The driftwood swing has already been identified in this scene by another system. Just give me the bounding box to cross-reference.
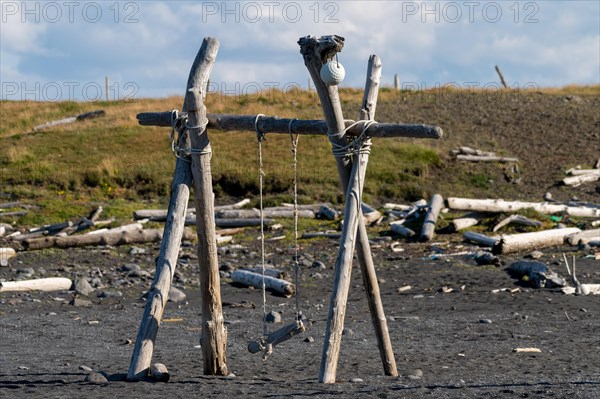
[127,35,443,384]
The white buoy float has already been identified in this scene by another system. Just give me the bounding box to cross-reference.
[320,61,345,86]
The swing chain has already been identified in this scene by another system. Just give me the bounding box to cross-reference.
[288,118,302,320]
[255,114,269,337]
[170,109,211,161]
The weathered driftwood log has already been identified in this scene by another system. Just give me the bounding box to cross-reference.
[463,231,499,247]
[0,247,16,266]
[246,268,290,281]
[450,217,480,232]
[134,209,195,220]
[87,223,143,235]
[32,110,105,131]
[447,198,600,218]
[492,227,581,255]
[150,363,170,382]
[138,112,443,140]
[563,174,599,187]
[301,231,341,239]
[390,221,415,238]
[492,214,542,232]
[127,185,190,381]
[230,270,295,297]
[383,203,411,211]
[420,194,444,242]
[215,198,250,210]
[216,208,315,219]
[185,37,228,376]
[23,228,194,250]
[456,155,518,163]
[214,218,273,228]
[0,277,72,292]
[565,229,600,245]
[0,211,27,217]
[568,169,600,176]
[248,320,306,356]
[451,146,496,157]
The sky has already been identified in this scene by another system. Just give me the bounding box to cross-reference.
[1,0,599,101]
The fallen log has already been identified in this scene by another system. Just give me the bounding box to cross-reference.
[568,169,600,176]
[32,110,105,131]
[492,227,581,255]
[450,217,481,232]
[217,208,315,219]
[390,222,415,238]
[0,211,27,217]
[563,174,599,187]
[301,232,341,239]
[492,214,542,232]
[456,155,518,163]
[447,198,600,218]
[451,146,496,157]
[420,194,444,242]
[565,229,600,245]
[317,205,339,220]
[463,231,499,247]
[150,363,170,382]
[0,277,73,292]
[134,209,195,220]
[230,270,295,297]
[246,268,290,281]
[23,227,195,250]
[214,218,273,228]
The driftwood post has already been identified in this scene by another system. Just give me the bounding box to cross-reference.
[420,194,444,242]
[299,35,397,383]
[184,37,228,376]
[495,65,508,88]
[355,55,398,377]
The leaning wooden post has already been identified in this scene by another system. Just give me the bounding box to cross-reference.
[127,93,195,379]
[354,54,398,377]
[185,37,228,375]
[127,184,190,380]
[495,65,508,89]
[299,35,392,383]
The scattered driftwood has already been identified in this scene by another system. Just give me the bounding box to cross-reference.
[463,231,499,247]
[230,270,295,297]
[568,169,600,176]
[23,227,195,250]
[420,194,443,242]
[563,174,599,187]
[0,277,73,292]
[565,229,600,245]
[383,203,412,211]
[447,198,600,218]
[134,209,195,220]
[215,198,251,210]
[246,268,290,281]
[450,216,481,232]
[507,261,566,288]
[150,363,170,382]
[217,208,315,219]
[492,214,542,232]
[32,110,105,131]
[0,211,27,218]
[492,227,581,255]
[301,231,341,239]
[0,247,17,266]
[248,319,306,358]
[390,221,415,238]
[451,147,517,163]
[457,155,518,163]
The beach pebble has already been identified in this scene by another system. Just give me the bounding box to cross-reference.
[304,336,314,343]
[350,377,364,383]
[408,369,423,380]
[85,372,108,384]
[75,278,95,296]
[128,246,146,255]
[342,328,353,336]
[97,291,122,298]
[311,261,326,270]
[121,263,140,273]
[479,319,493,324]
[168,287,187,303]
[265,311,281,324]
[79,365,93,372]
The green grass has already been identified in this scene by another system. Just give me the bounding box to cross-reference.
[1,85,598,227]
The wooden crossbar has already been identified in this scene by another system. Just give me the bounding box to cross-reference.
[137,112,443,140]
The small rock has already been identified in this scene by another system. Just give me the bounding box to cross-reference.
[75,278,95,296]
[412,294,424,299]
[128,269,150,278]
[79,365,93,372]
[408,369,423,380]
[349,377,363,383]
[16,267,34,277]
[479,319,493,324]
[90,277,102,288]
[526,251,544,259]
[342,328,353,336]
[85,372,108,384]
[265,311,281,324]
[311,261,326,270]
[378,278,386,284]
[304,336,315,343]
[580,308,588,313]
[128,246,146,255]
[121,263,140,273]
[397,285,411,293]
[543,192,552,201]
[18,365,29,370]
[168,287,187,303]
[70,297,92,307]
[220,263,235,272]
[310,272,323,279]
[97,291,123,298]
